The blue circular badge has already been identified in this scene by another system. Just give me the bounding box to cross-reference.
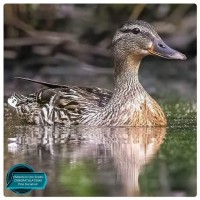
[6,164,35,194]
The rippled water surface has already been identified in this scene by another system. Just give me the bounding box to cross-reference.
[4,103,196,197]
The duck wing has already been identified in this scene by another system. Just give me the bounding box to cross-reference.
[8,78,113,125]
[14,77,113,107]
[36,86,112,124]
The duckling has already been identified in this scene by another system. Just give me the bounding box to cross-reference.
[7,20,186,126]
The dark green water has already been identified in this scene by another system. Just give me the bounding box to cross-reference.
[4,103,196,197]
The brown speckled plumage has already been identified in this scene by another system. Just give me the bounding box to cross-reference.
[8,20,186,126]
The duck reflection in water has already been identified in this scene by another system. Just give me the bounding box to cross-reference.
[7,126,166,196]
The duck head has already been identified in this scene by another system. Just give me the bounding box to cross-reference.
[112,20,186,60]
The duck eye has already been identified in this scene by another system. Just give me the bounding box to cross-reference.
[158,43,166,48]
[132,28,140,34]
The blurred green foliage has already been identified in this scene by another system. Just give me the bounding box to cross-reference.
[59,160,109,196]
[140,127,196,196]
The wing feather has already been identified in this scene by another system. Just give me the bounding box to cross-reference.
[9,78,113,125]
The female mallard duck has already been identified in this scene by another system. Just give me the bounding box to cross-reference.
[8,20,186,126]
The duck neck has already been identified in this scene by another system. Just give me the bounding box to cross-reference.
[114,55,142,92]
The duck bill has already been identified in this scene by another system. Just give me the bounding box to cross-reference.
[148,38,187,60]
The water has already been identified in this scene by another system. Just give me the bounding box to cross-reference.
[4,103,197,197]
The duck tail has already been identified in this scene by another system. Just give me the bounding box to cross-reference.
[8,93,26,108]
[7,92,36,108]
[7,92,41,124]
